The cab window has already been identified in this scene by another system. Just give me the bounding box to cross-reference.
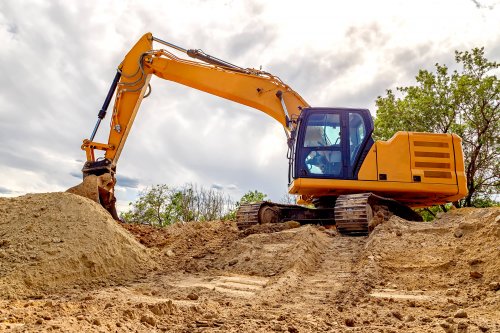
[302,113,342,177]
[348,113,366,164]
[304,114,341,148]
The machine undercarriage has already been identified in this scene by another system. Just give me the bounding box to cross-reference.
[236,193,422,235]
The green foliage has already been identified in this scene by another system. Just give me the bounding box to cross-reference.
[224,190,269,220]
[417,204,452,222]
[120,184,172,227]
[469,196,500,208]
[238,190,268,204]
[375,47,499,207]
[121,183,235,226]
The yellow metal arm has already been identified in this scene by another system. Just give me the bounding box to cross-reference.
[85,32,309,165]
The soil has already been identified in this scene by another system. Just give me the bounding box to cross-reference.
[0,192,499,332]
[0,193,151,299]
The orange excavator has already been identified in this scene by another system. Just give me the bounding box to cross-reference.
[68,33,467,234]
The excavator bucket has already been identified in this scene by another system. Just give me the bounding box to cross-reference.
[66,174,120,220]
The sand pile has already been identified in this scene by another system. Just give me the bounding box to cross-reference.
[123,220,241,274]
[123,220,239,251]
[0,192,151,298]
[366,207,500,298]
[213,225,330,277]
[435,208,500,282]
[1,201,499,332]
[123,220,330,279]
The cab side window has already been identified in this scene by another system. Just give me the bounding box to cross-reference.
[348,113,366,165]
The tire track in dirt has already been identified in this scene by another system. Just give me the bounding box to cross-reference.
[253,234,369,325]
[286,236,368,308]
[313,237,366,300]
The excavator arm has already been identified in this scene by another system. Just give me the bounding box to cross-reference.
[85,33,309,165]
[68,32,309,218]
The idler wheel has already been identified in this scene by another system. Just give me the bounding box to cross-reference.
[258,205,280,224]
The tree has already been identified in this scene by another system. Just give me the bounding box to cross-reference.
[280,192,297,204]
[375,47,499,207]
[238,190,268,205]
[175,183,235,221]
[121,183,235,226]
[120,184,173,227]
[221,190,269,220]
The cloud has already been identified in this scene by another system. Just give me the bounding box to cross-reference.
[211,183,240,192]
[345,22,389,48]
[70,172,82,179]
[225,23,278,59]
[1,0,498,209]
[470,0,496,9]
[6,23,17,35]
[471,0,482,8]
[267,47,363,103]
[0,186,13,194]
[116,175,140,189]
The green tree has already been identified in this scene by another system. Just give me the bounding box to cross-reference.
[121,183,235,226]
[121,184,174,226]
[375,47,499,207]
[224,190,269,220]
[238,190,268,204]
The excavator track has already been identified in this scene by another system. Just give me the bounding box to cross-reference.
[236,193,422,235]
[235,203,261,229]
[236,202,296,229]
[334,193,372,235]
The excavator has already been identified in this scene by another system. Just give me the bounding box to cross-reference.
[68,33,467,235]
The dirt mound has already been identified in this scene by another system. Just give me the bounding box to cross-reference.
[365,207,500,327]
[0,192,151,298]
[124,220,241,274]
[213,225,330,277]
[123,220,330,279]
[122,220,239,251]
[367,207,500,287]
[1,202,499,332]
[434,208,500,282]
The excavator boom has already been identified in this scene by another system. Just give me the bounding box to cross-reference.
[84,33,308,166]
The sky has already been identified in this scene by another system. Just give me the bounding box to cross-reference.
[0,0,499,212]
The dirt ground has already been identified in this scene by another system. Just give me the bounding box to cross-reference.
[0,192,499,332]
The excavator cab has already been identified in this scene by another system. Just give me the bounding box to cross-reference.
[290,107,374,182]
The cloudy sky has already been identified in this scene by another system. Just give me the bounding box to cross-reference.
[1,0,499,211]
